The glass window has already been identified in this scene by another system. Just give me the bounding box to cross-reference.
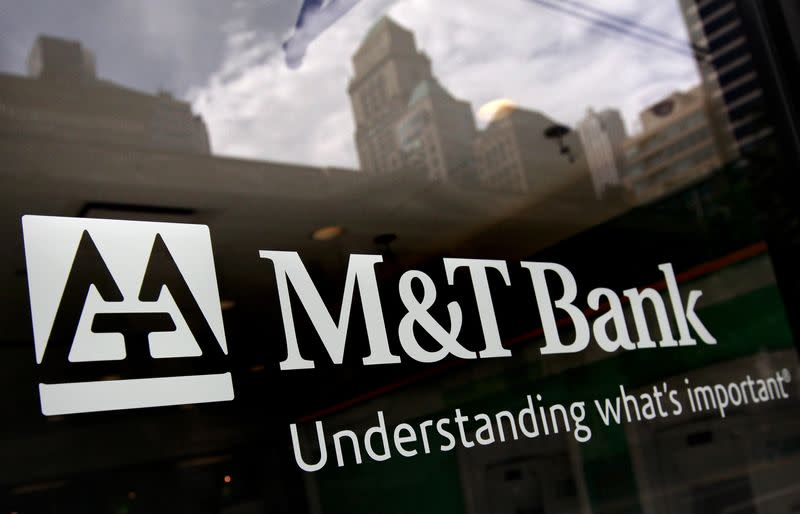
[2,2,800,514]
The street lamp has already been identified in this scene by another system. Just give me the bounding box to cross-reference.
[544,123,575,163]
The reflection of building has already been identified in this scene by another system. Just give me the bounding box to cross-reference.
[622,86,722,203]
[678,0,771,160]
[4,25,799,514]
[348,18,475,181]
[0,36,210,153]
[473,108,584,194]
[577,108,627,197]
[395,80,476,182]
[27,35,97,82]
[348,17,592,193]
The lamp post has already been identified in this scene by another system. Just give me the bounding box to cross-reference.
[543,123,575,163]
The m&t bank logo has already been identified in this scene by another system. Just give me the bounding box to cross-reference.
[21,215,233,415]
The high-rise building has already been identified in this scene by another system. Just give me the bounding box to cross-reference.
[0,36,210,154]
[678,0,772,159]
[473,107,584,194]
[622,86,722,203]
[348,17,474,181]
[27,35,97,83]
[576,108,627,197]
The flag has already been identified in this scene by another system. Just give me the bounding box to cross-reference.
[283,0,362,69]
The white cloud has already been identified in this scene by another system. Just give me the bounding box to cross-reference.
[189,0,700,168]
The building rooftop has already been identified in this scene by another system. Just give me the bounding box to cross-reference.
[362,16,407,43]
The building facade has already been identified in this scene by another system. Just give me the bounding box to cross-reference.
[678,0,772,159]
[576,108,627,197]
[622,86,722,203]
[348,17,474,181]
[0,36,210,154]
[473,107,584,194]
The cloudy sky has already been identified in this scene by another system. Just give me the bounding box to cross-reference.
[0,0,700,169]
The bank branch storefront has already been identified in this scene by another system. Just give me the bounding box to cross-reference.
[2,1,800,513]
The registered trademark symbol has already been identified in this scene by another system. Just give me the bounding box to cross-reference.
[782,368,792,382]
